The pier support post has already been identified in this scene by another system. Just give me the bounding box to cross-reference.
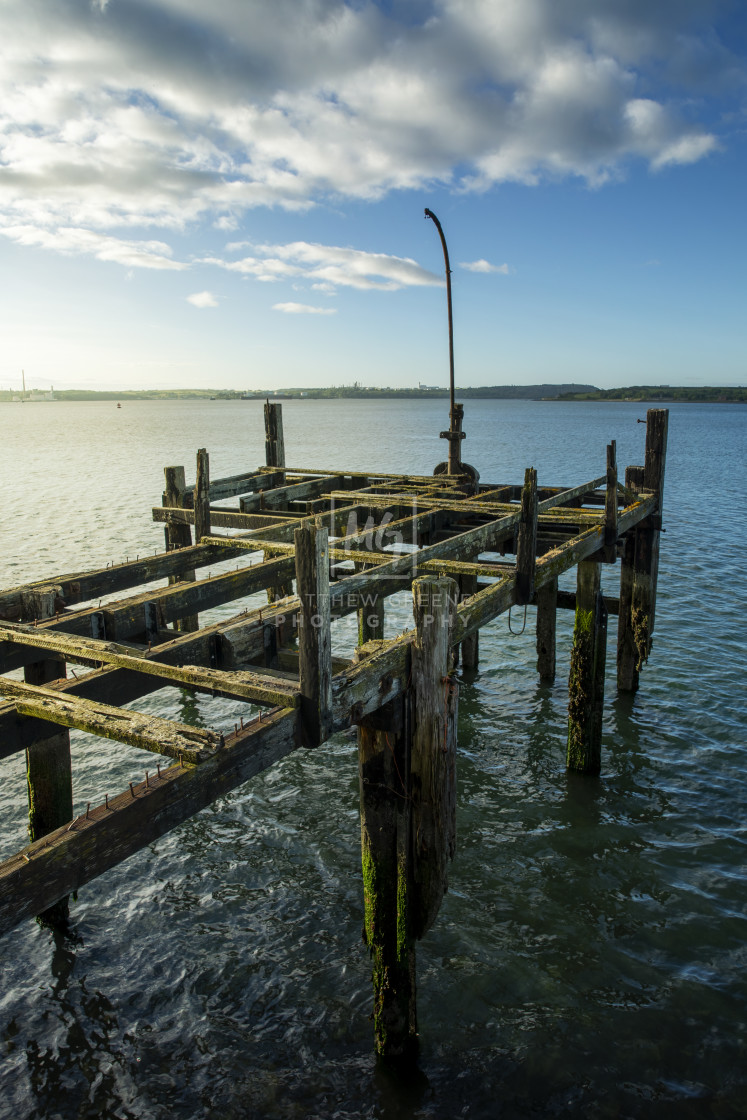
[459,573,479,669]
[516,467,538,605]
[536,577,558,683]
[357,586,385,644]
[21,585,73,923]
[164,465,198,632]
[410,576,458,938]
[264,401,286,481]
[567,560,607,773]
[617,410,668,692]
[295,520,332,747]
[356,575,458,1063]
[194,448,211,544]
[357,661,416,1064]
[604,441,618,564]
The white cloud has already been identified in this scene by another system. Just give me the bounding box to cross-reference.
[187,290,218,308]
[0,1,733,245]
[273,302,338,315]
[460,259,510,274]
[0,224,187,269]
[207,240,441,291]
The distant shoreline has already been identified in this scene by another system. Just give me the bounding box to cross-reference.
[0,384,743,404]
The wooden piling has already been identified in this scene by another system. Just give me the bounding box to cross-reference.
[536,576,558,682]
[604,441,618,564]
[194,448,211,544]
[357,652,416,1063]
[459,573,479,669]
[567,560,607,773]
[410,576,458,938]
[295,520,333,747]
[264,400,286,479]
[163,465,198,632]
[358,588,385,644]
[515,467,538,605]
[617,409,668,692]
[20,585,73,923]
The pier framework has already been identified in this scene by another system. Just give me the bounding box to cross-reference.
[0,403,667,1061]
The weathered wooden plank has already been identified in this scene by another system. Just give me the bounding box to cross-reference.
[0,554,299,673]
[0,679,221,764]
[164,464,199,631]
[295,522,333,747]
[0,708,297,938]
[0,624,300,708]
[0,540,251,623]
[240,475,344,513]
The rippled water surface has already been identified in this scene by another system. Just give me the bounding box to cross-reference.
[1,398,745,1118]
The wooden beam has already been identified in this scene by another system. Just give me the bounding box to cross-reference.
[0,678,221,764]
[0,624,300,708]
[0,709,297,938]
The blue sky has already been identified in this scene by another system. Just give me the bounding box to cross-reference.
[1,0,744,392]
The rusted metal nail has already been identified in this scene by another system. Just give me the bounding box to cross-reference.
[234,723,238,736]
[129,782,136,798]
[145,771,149,787]
[105,793,110,809]
[86,802,91,819]
[258,709,262,722]
[22,852,31,861]
[240,717,244,729]
[157,763,161,778]
[179,754,184,767]
[148,641,152,652]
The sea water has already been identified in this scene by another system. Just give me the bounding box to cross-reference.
[0,398,745,1118]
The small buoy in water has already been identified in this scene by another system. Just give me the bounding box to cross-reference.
[117,402,121,408]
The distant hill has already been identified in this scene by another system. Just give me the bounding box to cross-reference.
[0,383,597,402]
[556,386,746,403]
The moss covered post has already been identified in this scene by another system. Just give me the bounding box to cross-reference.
[617,409,668,692]
[357,648,416,1064]
[357,574,458,1063]
[21,585,73,923]
[567,560,607,773]
[164,465,198,632]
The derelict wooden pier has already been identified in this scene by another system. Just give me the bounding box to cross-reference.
[0,402,668,1062]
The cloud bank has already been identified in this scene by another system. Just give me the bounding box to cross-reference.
[0,0,738,253]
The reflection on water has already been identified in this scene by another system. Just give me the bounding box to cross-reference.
[0,400,746,1117]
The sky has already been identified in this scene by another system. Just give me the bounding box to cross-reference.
[0,0,745,392]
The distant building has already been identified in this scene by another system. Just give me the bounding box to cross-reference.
[419,383,440,391]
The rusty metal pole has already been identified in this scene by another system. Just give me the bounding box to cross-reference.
[425,208,463,474]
